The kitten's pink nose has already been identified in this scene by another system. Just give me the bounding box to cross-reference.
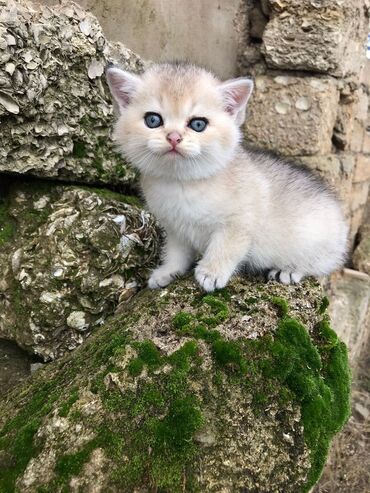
[166,131,182,148]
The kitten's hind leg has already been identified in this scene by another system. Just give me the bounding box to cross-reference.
[267,269,303,284]
[148,232,195,289]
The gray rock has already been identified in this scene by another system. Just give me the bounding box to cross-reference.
[0,0,144,185]
[0,179,160,360]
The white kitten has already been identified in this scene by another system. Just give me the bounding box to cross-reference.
[107,62,348,292]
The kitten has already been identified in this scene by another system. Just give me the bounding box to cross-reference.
[106,62,348,292]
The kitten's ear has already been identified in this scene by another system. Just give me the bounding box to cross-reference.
[219,78,254,126]
[106,66,142,112]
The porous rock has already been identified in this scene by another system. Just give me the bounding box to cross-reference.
[0,179,160,360]
[0,0,144,185]
[262,0,368,77]
[0,276,351,492]
[245,74,339,156]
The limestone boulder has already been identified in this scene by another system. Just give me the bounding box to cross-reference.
[0,277,351,492]
[0,0,143,185]
[0,179,159,360]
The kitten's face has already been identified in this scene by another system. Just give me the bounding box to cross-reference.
[107,64,253,180]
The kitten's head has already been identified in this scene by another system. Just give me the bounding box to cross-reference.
[106,62,253,180]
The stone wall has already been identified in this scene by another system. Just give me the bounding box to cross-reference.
[238,0,370,247]
[35,0,244,78]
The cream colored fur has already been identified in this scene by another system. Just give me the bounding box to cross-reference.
[107,63,348,292]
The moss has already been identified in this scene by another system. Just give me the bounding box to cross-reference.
[92,156,104,176]
[261,316,350,491]
[55,438,98,483]
[270,296,289,317]
[319,296,330,314]
[100,339,203,492]
[58,388,79,417]
[211,339,246,374]
[168,293,349,491]
[318,319,339,350]
[127,357,144,376]
[172,311,193,331]
[0,187,15,246]
[72,140,87,158]
[0,418,42,493]
[0,380,63,492]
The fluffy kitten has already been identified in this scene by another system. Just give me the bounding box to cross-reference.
[106,62,348,292]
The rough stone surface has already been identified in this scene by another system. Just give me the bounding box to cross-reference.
[245,75,339,156]
[0,277,351,492]
[353,223,370,275]
[0,0,144,185]
[0,179,159,360]
[262,0,367,77]
[326,268,370,364]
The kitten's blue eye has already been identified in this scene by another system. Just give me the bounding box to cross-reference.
[188,118,208,132]
[144,112,163,128]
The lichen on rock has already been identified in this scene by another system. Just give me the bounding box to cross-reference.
[0,277,351,492]
[0,179,160,360]
[0,0,144,185]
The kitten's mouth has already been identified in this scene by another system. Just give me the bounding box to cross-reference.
[165,148,183,157]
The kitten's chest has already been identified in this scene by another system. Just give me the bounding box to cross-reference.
[142,178,219,241]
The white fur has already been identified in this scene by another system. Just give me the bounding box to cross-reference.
[107,63,348,292]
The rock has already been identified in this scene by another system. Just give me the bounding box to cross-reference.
[262,0,367,77]
[245,74,339,156]
[0,179,159,360]
[0,276,351,492]
[325,268,370,364]
[0,0,145,185]
[353,223,370,275]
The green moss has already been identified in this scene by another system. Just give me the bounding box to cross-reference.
[318,319,339,350]
[260,316,350,491]
[172,311,193,331]
[72,140,87,158]
[55,438,97,482]
[270,296,289,317]
[0,380,63,492]
[58,389,79,417]
[93,156,104,175]
[99,339,203,492]
[211,339,246,374]
[127,357,144,376]
[319,296,330,314]
[0,189,15,246]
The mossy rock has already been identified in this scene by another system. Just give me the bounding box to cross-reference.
[0,277,350,492]
[0,178,159,360]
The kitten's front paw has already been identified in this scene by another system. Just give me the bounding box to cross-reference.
[148,268,177,289]
[195,265,231,292]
